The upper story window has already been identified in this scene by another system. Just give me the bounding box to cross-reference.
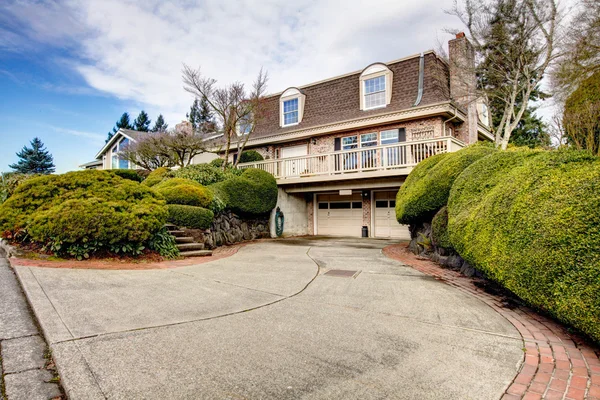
[380,129,400,144]
[111,137,131,169]
[280,87,306,127]
[238,113,252,135]
[359,63,393,111]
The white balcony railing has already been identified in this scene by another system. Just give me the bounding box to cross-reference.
[237,136,465,181]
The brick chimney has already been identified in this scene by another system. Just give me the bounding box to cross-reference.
[448,32,478,144]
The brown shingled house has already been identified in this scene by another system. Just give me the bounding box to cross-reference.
[232,33,492,239]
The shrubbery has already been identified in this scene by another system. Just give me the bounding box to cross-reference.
[239,150,264,163]
[448,149,600,341]
[167,204,214,229]
[142,167,170,187]
[431,206,451,249]
[211,168,277,215]
[169,164,230,186]
[396,144,496,225]
[0,172,36,204]
[156,184,213,208]
[110,169,144,182]
[0,170,172,259]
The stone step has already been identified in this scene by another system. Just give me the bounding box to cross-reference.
[176,243,205,251]
[179,250,212,258]
[164,224,179,231]
[169,230,186,237]
[175,236,194,244]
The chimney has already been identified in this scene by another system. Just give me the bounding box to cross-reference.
[448,32,478,144]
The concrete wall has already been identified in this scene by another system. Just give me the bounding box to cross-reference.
[269,188,309,237]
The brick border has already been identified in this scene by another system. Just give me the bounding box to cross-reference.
[383,243,600,400]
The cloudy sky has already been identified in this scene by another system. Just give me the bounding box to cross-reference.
[0,0,552,172]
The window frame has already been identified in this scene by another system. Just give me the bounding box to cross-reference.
[279,88,306,128]
[359,63,393,111]
[363,75,386,110]
[282,98,299,126]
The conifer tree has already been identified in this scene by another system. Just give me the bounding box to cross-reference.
[152,114,168,132]
[106,112,133,142]
[134,110,151,132]
[9,137,55,174]
[186,99,201,130]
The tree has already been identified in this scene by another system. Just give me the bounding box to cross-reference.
[551,0,600,100]
[449,0,559,149]
[562,71,600,155]
[182,65,268,168]
[9,137,55,174]
[197,96,214,131]
[119,121,208,169]
[134,110,151,132]
[106,112,133,143]
[152,114,168,132]
[508,106,550,148]
[186,99,201,130]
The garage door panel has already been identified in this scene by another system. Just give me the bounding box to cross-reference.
[317,194,362,237]
[374,191,410,239]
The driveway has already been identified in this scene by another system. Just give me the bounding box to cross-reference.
[15,238,523,400]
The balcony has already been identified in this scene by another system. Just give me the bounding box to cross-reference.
[237,136,465,185]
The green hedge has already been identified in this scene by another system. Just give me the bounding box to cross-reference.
[396,144,496,225]
[448,149,600,341]
[239,150,264,163]
[167,204,214,229]
[142,167,171,187]
[156,184,213,208]
[169,164,238,186]
[211,168,277,215]
[153,178,201,190]
[110,169,144,182]
[0,170,168,259]
[431,206,451,249]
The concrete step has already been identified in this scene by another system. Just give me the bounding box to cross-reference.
[169,230,186,237]
[179,250,212,258]
[175,236,194,244]
[164,224,179,231]
[176,243,205,251]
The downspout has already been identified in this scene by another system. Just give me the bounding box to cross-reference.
[413,53,425,107]
[443,107,458,137]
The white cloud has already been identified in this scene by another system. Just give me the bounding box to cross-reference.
[3,0,460,126]
[46,125,106,142]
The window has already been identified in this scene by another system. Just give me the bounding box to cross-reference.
[238,114,252,135]
[342,136,358,150]
[318,203,329,209]
[283,98,298,126]
[375,200,388,208]
[360,133,378,147]
[380,129,399,144]
[330,202,351,209]
[364,76,386,109]
[111,137,130,169]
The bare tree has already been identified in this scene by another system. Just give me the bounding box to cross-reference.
[448,0,560,150]
[182,66,268,168]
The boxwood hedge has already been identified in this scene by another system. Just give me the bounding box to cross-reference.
[431,206,452,250]
[167,204,214,229]
[448,149,600,341]
[210,168,277,215]
[396,144,496,225]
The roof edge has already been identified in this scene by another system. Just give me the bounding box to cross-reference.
[94,129,138,159]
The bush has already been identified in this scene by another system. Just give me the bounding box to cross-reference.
[239,150,264,163]
[448,149,600,341]
[431,206,451,250]
[147,227,179,259]
[110,169,144,182]
[169,164,227,186]
[142,167,171,187]
[210,158,225,168]
[396,144,496,225]
[153,178,201,190]
[167,205,214,229]
[156,184,213,208]
[0,170,167,259]
[1,172,37,204]
[211,168,277,215]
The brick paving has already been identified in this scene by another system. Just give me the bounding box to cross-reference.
[383,243,600,400]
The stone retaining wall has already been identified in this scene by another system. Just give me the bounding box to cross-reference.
[183,211,270,250]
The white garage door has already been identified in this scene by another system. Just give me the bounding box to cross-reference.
[374,191,410,239]
[317,193,363,237]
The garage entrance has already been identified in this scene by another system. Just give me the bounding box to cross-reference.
[373,191,410,239]
[316,193,362,236]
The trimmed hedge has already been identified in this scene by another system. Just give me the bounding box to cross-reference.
[156,184,213,208]
[396,144,496,225]
[143,167,171,187]
[110,169,144,182]
[239,150,264,163]
[153,178,201,190]
[167,204,214,229]
[169,164,228,186]
[448,149,600,341]
[210,168,277,215]
[431,206,451,249]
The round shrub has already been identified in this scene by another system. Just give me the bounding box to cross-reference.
[142,167,171,187]
[169,164,227,186]
[431,206,451,250]
[153,178,201,190]
[239,150,264,163]
[110,169,144,182]
[167,205,214,229]
[210,168,277,215]
[396,144,496,225]
[448,149,600,341]
[156,184,213,208]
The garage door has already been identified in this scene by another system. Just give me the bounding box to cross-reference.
[374,191,410,239]
[317,193,363,237]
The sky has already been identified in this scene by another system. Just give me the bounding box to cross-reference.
[0,0,562,173]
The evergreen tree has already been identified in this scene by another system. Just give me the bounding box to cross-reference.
[106,112,133,142]
[152,114,168,132]
[134,110,151,132]
[198,96,213,125]
[9,137,55,174]
[186,99,201,130]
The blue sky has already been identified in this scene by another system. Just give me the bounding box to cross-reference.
[1,0,558,173]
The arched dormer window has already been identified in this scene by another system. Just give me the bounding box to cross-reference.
[359,63,393,111]
[280,87,306,127]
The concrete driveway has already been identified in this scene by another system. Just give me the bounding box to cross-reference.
[15,238,523,400]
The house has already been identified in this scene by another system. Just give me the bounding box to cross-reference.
[233,33,492,239]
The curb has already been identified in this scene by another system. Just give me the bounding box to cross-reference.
[383,243,600,400]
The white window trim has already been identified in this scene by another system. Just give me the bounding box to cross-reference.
[280,87,306,128]
[359,63,393,111]
[341,132,380,150]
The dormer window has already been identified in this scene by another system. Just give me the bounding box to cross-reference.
[280,87,306,127]
[359,63,393,111]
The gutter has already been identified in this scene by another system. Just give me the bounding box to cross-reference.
[413,53,425,107]
[443,107,459,136]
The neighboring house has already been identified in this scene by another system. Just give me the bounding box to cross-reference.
[233,33,492,239]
